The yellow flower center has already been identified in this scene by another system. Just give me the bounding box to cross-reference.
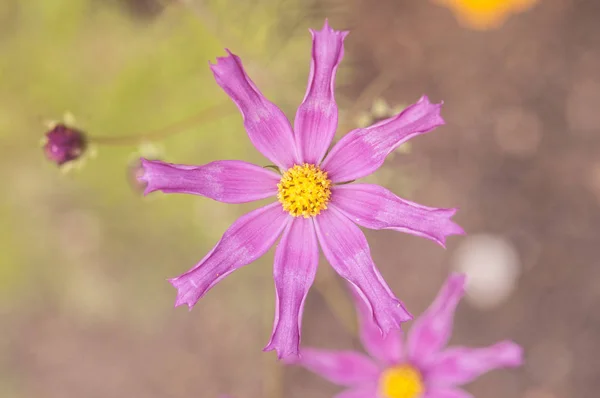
[379,365,424,398]
[277,163,331,218]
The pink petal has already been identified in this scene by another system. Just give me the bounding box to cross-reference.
[294,19,348,164]
[210,50,299,169]
[314,207,412,335]
[169,203,289,309]
[348,284,404,366]
[321,96,444,183]
[293,348,380,387]
[427,341,523,387]
[139,158,280,203]
[424,387,474,398]
[332,184,464,247]
[264,218,319,359]
[334,385,379,398]
[406,274,466,366]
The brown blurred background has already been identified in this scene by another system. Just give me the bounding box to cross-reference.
[1,0,598,397]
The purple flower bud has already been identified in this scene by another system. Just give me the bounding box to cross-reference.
[43,124,87,166]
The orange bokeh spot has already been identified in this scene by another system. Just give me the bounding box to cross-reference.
[434,0,540,30]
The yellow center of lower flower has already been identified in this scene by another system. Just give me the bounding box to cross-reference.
[379,365,424,398]
[277,163,331,218]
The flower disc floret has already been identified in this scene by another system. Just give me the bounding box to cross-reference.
[277,163,332,218]
[379,365,424,398]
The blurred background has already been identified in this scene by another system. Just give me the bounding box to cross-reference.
[1,0,599,397]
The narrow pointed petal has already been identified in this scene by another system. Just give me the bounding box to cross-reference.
[427,341,523,387]
[294,20,348,164]
[139,158,280,203]
[321,96,444,183]
[314,207,412,335]
[210,50,299,169]
[264,218,319,359]
[169,203,289,309]
[424,388,474,398]
[293,348,380,387]
[332,184,464,247]
[406,273,466,366]
[348,284,404,365]
[334,385,379,398]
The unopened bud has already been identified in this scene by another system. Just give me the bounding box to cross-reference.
[43,124,87,166]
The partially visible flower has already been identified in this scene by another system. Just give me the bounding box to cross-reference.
[434,0,540,30]
[355,98,411,155]
[43,123,87,166]
[139,20,463,359]
[356,98,407,129]
[291,273,523,398]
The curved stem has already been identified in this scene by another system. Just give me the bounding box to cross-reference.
[263,274,284,398]
[338,69,396,133]
[313,265,359,338]
[89,102,234,146]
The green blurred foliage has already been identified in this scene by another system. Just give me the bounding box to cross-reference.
[0,0,317,326]
[0,0,319,394]
[0,2,413,395]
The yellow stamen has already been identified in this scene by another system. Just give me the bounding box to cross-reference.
[379,365,424,398]
[277,163,331,218]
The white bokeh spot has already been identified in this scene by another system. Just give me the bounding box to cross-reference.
[452,233,520,309]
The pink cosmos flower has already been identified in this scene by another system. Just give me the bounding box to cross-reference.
[291,273,523,398]
[138,20,463,359]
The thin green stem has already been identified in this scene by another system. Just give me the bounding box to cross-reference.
[313,266,358,337]
[89,102,233,146]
